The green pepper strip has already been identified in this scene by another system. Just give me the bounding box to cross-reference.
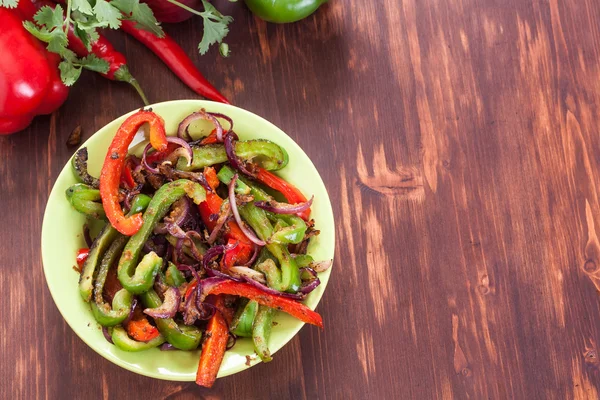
[165,261,186,287]
[218,165,306,245]
[66,183,106,219]
[177,140,289,171]
[71,147,100,187]
[255,259,285,292]
[252,305,274,362]
[111,325,165,352]
[230,299,258,337]
[218,168,301,292]
[79,194,152,302]
[91,236,131,326]
[118,179,205,294]
[292,254,314,268]
[140,289,203,350]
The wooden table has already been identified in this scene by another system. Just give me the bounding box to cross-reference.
[3,0,600,398]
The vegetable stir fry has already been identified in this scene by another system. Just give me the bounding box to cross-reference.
[66,109,331,387]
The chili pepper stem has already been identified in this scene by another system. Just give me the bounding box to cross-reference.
[164,0,203,16]
[114,66,150,106]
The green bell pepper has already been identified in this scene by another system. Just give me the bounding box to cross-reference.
[244,0,328,23]
[139,289,203,350]
[218,168,301,292]
[91,235,132,326]
[165,261,186,287]
[118,180,205,294]
[79,194,151,302]
[177,140,288,172]
[111,325,165,351]
[252,305,275,362]
[65,183,106,219]
[230,299,259,337]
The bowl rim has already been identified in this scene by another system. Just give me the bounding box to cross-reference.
[40,100,335,381]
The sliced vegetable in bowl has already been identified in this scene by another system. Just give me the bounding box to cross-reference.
[41,100,334,385]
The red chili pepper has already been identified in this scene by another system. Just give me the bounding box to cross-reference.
[189,279,323,327]
[0,9,69,135]
[19,0,149,105]
[196,296,229,388]
[256,168,311,220]
[100,110,168,236]
[120,20,229,104]
[76,248,89,269]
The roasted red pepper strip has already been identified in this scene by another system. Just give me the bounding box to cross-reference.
[194,280,323,328]
[126,314,161,342]
[256,168,311,220]
[100,110,167,236]
[145,142,180,164]
[120,159,136,190]
[198,168,253,268]
[76,248,89,269]
[196,296,229,388]
[200,130,219,145]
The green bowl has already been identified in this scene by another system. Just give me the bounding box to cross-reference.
[41,100,335,381]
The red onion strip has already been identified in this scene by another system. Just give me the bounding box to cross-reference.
[177,110,223,142]
[141,143,159,174]
[165,136,193,166]
[224,131,256,177]
[143,287,181,319]
[254,196,314,215]
[102,326,114,344]
[229,174,266,246]
[207,202,231,244]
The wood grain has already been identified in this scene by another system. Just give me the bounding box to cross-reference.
[2,0,600,398]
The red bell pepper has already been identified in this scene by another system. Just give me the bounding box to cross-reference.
[125,311,161,342]
[256,168,311,220]
[196,296,229,388]
[120,158,136,190]
[76,248,89,270]
[0,8,69,135]
[99,110,168,236]
[187,279,323,328]
[24,0,149,104]
[198,167,253,268]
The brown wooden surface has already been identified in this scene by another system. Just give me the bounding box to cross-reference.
[3,0,600,398]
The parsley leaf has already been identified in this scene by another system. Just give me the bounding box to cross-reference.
[59,61,83,86]
[34,5,64,29]
[198,0,233,55]
[111,0,164,38]
[93,0,121,29]
[78,54,110,73]
[71,0,93,15]
[0,0,18,8]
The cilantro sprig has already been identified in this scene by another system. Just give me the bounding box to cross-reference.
[2,0,233,86]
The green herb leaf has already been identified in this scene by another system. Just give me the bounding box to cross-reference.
[93,0,121,29]
[72,0,93,15]
[34,5,64,29]
[112,0,164,38]
[78,54,109,74]
[47,31,68,54]
[59,61,83,87]
[0,0,18,8]
[198,0,233,55]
